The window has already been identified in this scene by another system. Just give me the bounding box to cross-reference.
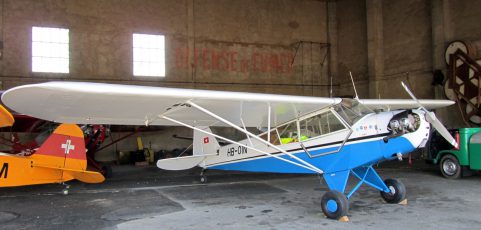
[277,122,299,144]
[334,99,373,125]
[133,33,165,77]
[260,129,281,145]
[32,27,69,73]
[300,110,346,140]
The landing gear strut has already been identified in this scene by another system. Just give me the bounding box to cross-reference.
[61,183,70,195]
[200,169,208,183]
[319,166,409,220]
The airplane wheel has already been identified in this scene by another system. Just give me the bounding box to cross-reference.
[380,179,406,203]
[440,154,461,179]
[101,165,113,178]
[200,175,207,184]
[321,190,349,219]
[62,189,69,195]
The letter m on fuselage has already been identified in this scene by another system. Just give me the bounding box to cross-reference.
[0,163,7,178]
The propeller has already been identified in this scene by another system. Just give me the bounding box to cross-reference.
[401,82,459,149]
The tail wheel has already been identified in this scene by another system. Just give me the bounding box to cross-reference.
[321,190,349,219]
[380,179,406,203]
[440,154,461,179]
[101,165,113,178]
[200,175,207,183]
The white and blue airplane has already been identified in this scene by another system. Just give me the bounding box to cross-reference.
[1,81,456,220]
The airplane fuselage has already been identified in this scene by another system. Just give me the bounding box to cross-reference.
[204,109,430,174]
[0,153,75,187]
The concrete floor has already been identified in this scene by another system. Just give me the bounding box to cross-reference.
[0,162,480,230]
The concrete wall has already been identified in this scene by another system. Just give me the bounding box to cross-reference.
[382,0,433,98]
[337,0,434,98]
[336,0,368,97]
[447,0,481,41]
[0,0,333,97]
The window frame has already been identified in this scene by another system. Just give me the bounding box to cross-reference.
[31,26,70,74]
[256,107,352,146]
[132,33,166,77]
[298,108,350,143]
[259,128,281,145]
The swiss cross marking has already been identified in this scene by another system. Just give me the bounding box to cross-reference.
[61,139,75,155]
[204,137,209,144]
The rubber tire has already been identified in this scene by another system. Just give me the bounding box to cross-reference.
[440,154,461,179]
[101,165,113,179]
[200,175,207,184]
[380,179,406,204]
[321,190,349,219]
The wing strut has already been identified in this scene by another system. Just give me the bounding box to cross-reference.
[182,101,324,174]
[267,104,271,144]
[161,115,322,173]
[240,118,254,147]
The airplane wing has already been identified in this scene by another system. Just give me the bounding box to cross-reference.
[1,82,341,127]
[358,99,455,111]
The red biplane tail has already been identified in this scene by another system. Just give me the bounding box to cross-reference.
[34,124,104,183]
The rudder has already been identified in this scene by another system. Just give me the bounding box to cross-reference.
[35,124,87,171]
[193,126,220,156]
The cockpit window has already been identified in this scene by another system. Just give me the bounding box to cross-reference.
[334,99,373,125]
[277,121,299,144]
[300,110,346,140]
[259,129,281,145]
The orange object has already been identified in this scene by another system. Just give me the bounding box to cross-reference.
[455,132,460,150]
[0,123,105,187]
[0,104,14,128]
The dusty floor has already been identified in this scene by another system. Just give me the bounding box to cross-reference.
[0,161,480,230]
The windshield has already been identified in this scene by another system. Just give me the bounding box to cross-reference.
[334,98,373,125]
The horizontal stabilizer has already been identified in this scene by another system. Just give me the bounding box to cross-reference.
[156,155,209,170]
[33,164,105,183]
[65,171,105,184]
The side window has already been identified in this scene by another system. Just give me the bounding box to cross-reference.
[32,27,70,73]
[277,122,299,144]
[133,33,165,77]
[300,110,345,140]
[260,129,280,145]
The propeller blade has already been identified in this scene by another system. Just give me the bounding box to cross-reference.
[401,82,459,148]
[425,111,459,148]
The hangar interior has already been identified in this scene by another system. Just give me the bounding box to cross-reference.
[0,0,480,164]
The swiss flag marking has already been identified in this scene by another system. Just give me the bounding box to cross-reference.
[61,139,75,154]
[204,137,209,144]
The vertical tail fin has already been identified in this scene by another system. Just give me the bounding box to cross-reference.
[193,126,220,156]
[35,124,87,170]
